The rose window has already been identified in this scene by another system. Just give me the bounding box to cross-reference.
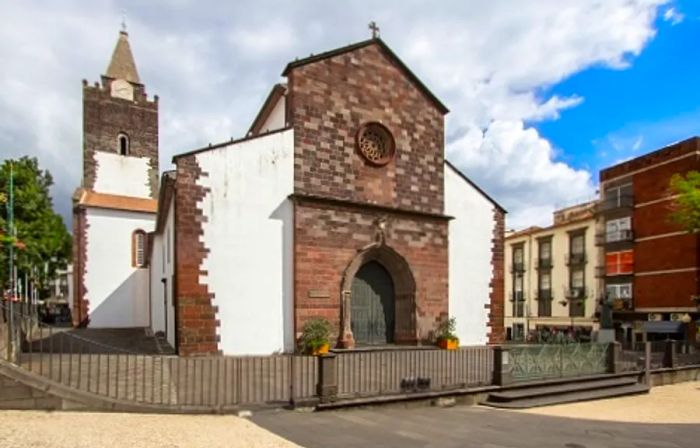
[356,122,395,166]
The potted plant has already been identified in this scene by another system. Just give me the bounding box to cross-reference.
[299,317,332,355]
[436,317,459,350]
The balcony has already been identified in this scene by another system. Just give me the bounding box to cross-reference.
[535,258,553,270]
[596,194,634,213]
[565,252,587,266]
[611,297,633,311]
[535,290,552,301]
[509,291,526,302]
[596,229,634,245]
[564,286,588,300]
[509,262,526,274]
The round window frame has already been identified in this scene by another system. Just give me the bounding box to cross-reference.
[355,122,396,167]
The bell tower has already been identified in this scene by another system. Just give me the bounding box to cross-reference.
[82,30,159,198]
[73,29,159,328]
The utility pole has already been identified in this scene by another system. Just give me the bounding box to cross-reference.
[6,162,15,360]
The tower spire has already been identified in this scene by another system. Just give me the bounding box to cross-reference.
[105,28,141,84]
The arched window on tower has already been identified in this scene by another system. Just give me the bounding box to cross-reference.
[118,133,130,156]
[132,229,148,268]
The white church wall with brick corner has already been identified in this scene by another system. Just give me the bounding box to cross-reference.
[445,165,495,345]
[149,198,176,348]
[93,151,152,198]
[84,207,155,328]
[197,130,295,355]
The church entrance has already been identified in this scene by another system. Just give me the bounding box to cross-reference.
[350,261,395,345]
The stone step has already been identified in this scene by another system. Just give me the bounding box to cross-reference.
[481,383,649,409]
[487,376,638,402]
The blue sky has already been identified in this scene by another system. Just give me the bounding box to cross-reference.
[537,1,700,181]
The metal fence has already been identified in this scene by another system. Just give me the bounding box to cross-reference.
[2,303,317,408]
[505,343,610,383]
[335,347,493,399]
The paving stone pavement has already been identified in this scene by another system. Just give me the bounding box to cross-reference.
[252,405,700,448]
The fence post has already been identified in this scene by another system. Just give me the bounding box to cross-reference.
[664,339,677,368]
[492,346,512,386]
[317,353,338,404]
[644,341,651,386]
[609,341,622,374]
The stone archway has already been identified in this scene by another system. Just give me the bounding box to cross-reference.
[339,244,417,348]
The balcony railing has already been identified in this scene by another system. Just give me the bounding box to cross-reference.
[611,297,633,311]
[596,229,634,245]
[509,291,526,302]
[535,258,553,270]
[510,262,526,274]
[535,290,552,301]
[565,252,587,266]
[564,286,588,300]
[596,194,634,213]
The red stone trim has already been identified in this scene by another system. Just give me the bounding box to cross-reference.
[173,155,220,356]
[290,193,452,222]
[72,206,90,327]
[487,207,505,344]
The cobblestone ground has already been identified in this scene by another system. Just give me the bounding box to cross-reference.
[252,381,700,448]
[520,380,700,424]
[0,411,300,448]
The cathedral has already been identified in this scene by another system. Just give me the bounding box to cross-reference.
[73,29,505,356]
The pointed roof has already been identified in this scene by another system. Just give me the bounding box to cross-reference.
[282,38,449,114]
[105,31,141,84]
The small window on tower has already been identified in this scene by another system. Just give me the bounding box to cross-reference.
[118,133,130,156]
[132,230,147,268]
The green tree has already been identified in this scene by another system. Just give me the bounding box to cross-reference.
[668,171,700,233]
[0,157,72,295]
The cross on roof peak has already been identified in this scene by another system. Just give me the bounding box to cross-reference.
[369,21,380,39]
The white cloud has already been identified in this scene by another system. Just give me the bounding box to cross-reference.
[0,0,672,230]
[663,7,685,25]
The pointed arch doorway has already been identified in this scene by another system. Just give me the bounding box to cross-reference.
[339,244,417,348]
[351,261,395,345]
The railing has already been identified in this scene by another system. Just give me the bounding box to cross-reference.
[335,347,493,399]
[509,262,526,274]
[1,302,318,408]
[596,195,634,213]
[565,252,587,265]
[497,343,610,383]
[535,258,553,270]
[564,287,588,300]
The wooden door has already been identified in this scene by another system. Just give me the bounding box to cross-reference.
[351,261,395,345]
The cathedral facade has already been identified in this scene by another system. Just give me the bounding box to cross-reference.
[74,31,505,356]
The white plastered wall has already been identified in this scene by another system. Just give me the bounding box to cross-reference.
[197,130,294,355]
[149,198,176,348]
[445,165,496,346]
[94,151,151,198]
[259,96,286,134]
[85,207,155,328]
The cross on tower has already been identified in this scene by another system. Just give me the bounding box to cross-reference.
[121,9,128,33]
[369,21,380,39]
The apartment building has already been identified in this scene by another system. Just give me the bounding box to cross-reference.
[597,137,699,343]
[505,201,599,342]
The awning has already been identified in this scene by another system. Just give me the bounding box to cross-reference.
[643,321,684,334]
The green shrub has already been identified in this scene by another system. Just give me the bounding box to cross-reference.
[299,317,332,354]
[436,317,458,343]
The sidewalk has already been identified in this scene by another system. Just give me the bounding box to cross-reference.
[519,380,700,424]
[0,411,300,448]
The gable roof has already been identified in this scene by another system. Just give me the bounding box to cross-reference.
[282,38,449,115]
[445,160,506,213]
[247,83,287,136]
[105,31,141,84]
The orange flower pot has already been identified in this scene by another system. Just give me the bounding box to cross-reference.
[438,339,459,350]
[311,343,330,356]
